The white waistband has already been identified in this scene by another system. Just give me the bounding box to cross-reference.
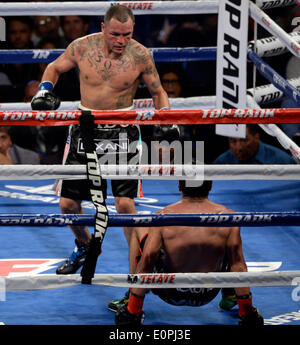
[78,103,134,111]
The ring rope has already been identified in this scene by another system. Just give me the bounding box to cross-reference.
[2,48,299,108]
[248,31,300,58]
[246,97,300,161]
[0,164,299,181]
[247,77,300,105]
[0,108,299,126]
[250,1,300,59]
[0,0,293,16]
[0,47,216,64]
[0,1,218,16]
[2,27,298,65]
[1,212,300,227]
[3,270,300,291]
[3,28,299,64]
[0,2,297,59]
[248,50,300,107]
[1,78,299,112]
[29,97,290,160]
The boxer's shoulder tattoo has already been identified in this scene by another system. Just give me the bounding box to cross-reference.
[70,42,75,57]
[128,41,150,65]
[127,42,160,88]
[134,45,160,89]
[71,35,104,67]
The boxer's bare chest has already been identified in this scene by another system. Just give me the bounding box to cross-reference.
[72,35,148,89]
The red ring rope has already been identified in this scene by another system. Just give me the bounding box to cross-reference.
[0,108,299,126]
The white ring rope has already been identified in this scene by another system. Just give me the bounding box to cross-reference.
[0,97,217,111]
[250,1,300,59]
[0,164,299,181]
[0,1,220,15]
[3,76,299,112]
[3,270,300,292]
[1,1,297,59]
[246,97,300,161]
[247,78,300,105]
[249,31,300,58]
[3,73,300,110]
[0,0,294,16]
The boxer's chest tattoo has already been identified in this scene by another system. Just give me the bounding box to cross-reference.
[74,38,150,82]
[128,44,150,66]
[100,56,133,81]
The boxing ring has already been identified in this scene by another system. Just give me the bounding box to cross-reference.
[1,0,300,326]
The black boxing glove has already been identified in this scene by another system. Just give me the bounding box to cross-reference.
[153,107,180,143]
[115,304,145,326]
[152,124,181,143]
[31,81,60,110]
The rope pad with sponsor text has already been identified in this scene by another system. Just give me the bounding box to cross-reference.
[79,110,109,285]
[1,108,300,126]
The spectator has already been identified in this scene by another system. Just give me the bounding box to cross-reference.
[19,78,67,164]
[160,64,184,99]
[0,17,37,101]
[150,16,177,47]
[159,63,193,141]
[9,38,67,163]
[24,80,40,103]
[60,16,90,47]
[214,125,295,164]
[6,17,33,50]
[32,16,66,47]
[27,38,80,101]
[166,15,204,47]
[12,38,68,163]
[0,126,40,165]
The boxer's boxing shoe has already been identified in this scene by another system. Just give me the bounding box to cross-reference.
[108,290,130,312]
[115,304,145,326]
[56,240,89,274]
[219,289,237,311]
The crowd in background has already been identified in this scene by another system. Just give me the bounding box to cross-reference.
[0,2,299,165]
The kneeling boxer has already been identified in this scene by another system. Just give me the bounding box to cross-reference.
[115,180,264,326]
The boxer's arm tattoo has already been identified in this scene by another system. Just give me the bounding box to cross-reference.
[70,42,75,57]
[151,80,161,89]
[140,51,161,89]
[131,46,149,65]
